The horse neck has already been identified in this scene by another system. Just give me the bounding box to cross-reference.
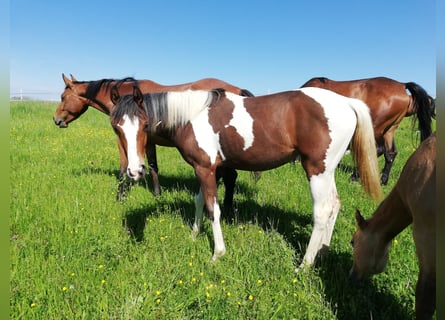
[76,81,115,115]
[366,188,413,244]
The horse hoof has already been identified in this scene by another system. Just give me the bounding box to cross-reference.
[190,230,199,241]
[211,249,226,262]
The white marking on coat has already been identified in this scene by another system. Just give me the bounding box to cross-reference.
[191,109,224,164]
[225,93,254,150]
[298,87,359,170]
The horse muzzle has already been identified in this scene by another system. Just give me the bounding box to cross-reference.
[127,165,146,181]
[53,117,68,128]
[348,268,366,287]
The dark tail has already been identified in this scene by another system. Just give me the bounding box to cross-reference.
[405,82,434,141]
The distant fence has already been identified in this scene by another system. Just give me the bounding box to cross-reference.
[10,89,60,101]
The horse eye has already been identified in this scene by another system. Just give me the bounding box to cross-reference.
[143,123,149,131]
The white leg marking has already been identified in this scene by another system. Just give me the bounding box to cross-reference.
[211,198,226,262]
[296,172,337,272]
[321,183,340,247]
[191,189,205,240]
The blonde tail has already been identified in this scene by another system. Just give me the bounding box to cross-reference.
[348,99,383,201]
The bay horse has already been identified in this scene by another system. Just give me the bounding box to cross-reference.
[53,74,254,204]
[350,132,436,320]
[300,76,435,185]
[110,85,382,269]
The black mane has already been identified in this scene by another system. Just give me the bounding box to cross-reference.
[83,77,138,100]
[110,93,147,126]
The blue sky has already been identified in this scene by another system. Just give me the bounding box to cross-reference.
[10,0,436,101]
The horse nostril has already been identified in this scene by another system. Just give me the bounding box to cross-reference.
[139,165,146,173]
[127,168,135,178]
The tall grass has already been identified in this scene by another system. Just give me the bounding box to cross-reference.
[10,101,434,319]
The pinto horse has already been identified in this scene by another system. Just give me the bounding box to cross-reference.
[110,85,382,269]
[53,74,254,203]
[350,132,436,320]
[301,76,435,185]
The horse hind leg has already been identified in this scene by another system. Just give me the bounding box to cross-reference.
[381,131,398,185]
[296,172,337,271]
[320,182,340,252]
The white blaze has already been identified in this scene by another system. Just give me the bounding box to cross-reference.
[118,114,144,178]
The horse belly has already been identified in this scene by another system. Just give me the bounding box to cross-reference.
[218,127,297,171]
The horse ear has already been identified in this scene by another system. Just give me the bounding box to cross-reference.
[133,86,144,107]
[355,209,368,229]
[110,86,120,105]
[62,73,72,87]
[70,74,78,82]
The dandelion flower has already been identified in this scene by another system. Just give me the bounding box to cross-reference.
[101,279,106,285]
[30,303,36,308]
[178,280,183,285]
[227,292,231,297]
[257,279,262,285]
[156,298,161,303]
[220,279,225,285]
[248,295,254,301]
[156,290,161,296]
[62,286,67,292]
[98,264,104,270]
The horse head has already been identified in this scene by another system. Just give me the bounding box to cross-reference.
[53,73,90,128]
[110,85,148,181]
[349,209,390,283]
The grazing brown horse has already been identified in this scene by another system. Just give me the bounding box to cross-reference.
[350,132,436,320]
[53,74,254,204]
[301,76,435,185]
[110,85,382,269]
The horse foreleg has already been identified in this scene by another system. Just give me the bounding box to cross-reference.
[116,137,130,201]
[415,270,436,320]
[196,166,226,262]
[191,188,205,240]
[146,142,161,196]
[216,167,237,211]
[297,173,336,271]
[413,221,436,319]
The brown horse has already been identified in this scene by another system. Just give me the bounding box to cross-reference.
[110,85,382,269]
[53,74,254,204]
[350,132,436,320]
[301,76,435,185]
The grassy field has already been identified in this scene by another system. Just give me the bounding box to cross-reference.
[10,100,434,319]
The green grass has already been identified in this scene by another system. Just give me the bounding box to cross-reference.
[10,101,435,319]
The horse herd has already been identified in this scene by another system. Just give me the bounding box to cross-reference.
[53,74,436,319]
